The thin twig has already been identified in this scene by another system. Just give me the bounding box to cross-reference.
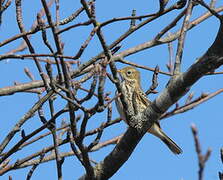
[161,88,223,120]
[145,65,159,95]
[173,0,194,75]
[191,124,212,180]
[0,90,53,154]
[196,0,223,21]
[26,150,46,180]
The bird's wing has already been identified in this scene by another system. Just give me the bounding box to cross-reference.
[135,89,152,107]
[134,88,160,127]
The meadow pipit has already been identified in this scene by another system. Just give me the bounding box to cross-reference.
[115,66,182,154]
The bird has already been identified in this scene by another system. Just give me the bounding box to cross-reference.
[115,66,182,155]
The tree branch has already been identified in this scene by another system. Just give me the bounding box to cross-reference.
[79,17,223,180]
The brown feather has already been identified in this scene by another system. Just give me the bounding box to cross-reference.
[116,66,183,155]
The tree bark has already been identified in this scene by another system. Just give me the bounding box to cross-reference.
[79,19,223,180]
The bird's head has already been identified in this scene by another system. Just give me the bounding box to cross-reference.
[117,66,141,85]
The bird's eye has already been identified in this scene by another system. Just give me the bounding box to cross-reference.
[127,70,132,75]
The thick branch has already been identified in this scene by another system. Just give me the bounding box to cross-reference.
[79,19,223,180]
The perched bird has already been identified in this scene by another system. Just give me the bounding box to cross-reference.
[115,66,182,155]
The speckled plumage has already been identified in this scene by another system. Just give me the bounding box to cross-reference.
[115,66,182,155]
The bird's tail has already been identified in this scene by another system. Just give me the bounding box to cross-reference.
[160,131,183,155]
[148,124,182,155]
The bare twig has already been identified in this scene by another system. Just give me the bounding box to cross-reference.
[6,0,54,55]
[167,39,174,73]
[209,0,217,9]
[1,6,223,98]
[118,57,171,76]
[130,9,136,28]
[219,148,223,180]
[155,8,186,40]
[41,0,77,148]
[191,124,212,180]
[1,0,223,179]
[78,75,97,104]
[161,88,223,119]
[195,0,223,20]
[173,0,194,75]
[159,0,169,12]
[26,150,46,180]
[73,27,97,60]
[185,91,194,104]
[24,68,35,81]
[0,0,12,25]
[145,65,159,95]
[0,91,53,154]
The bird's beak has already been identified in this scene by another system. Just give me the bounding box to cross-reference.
[117,69,124,81]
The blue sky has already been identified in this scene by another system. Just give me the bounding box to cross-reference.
[0,0,223,179]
